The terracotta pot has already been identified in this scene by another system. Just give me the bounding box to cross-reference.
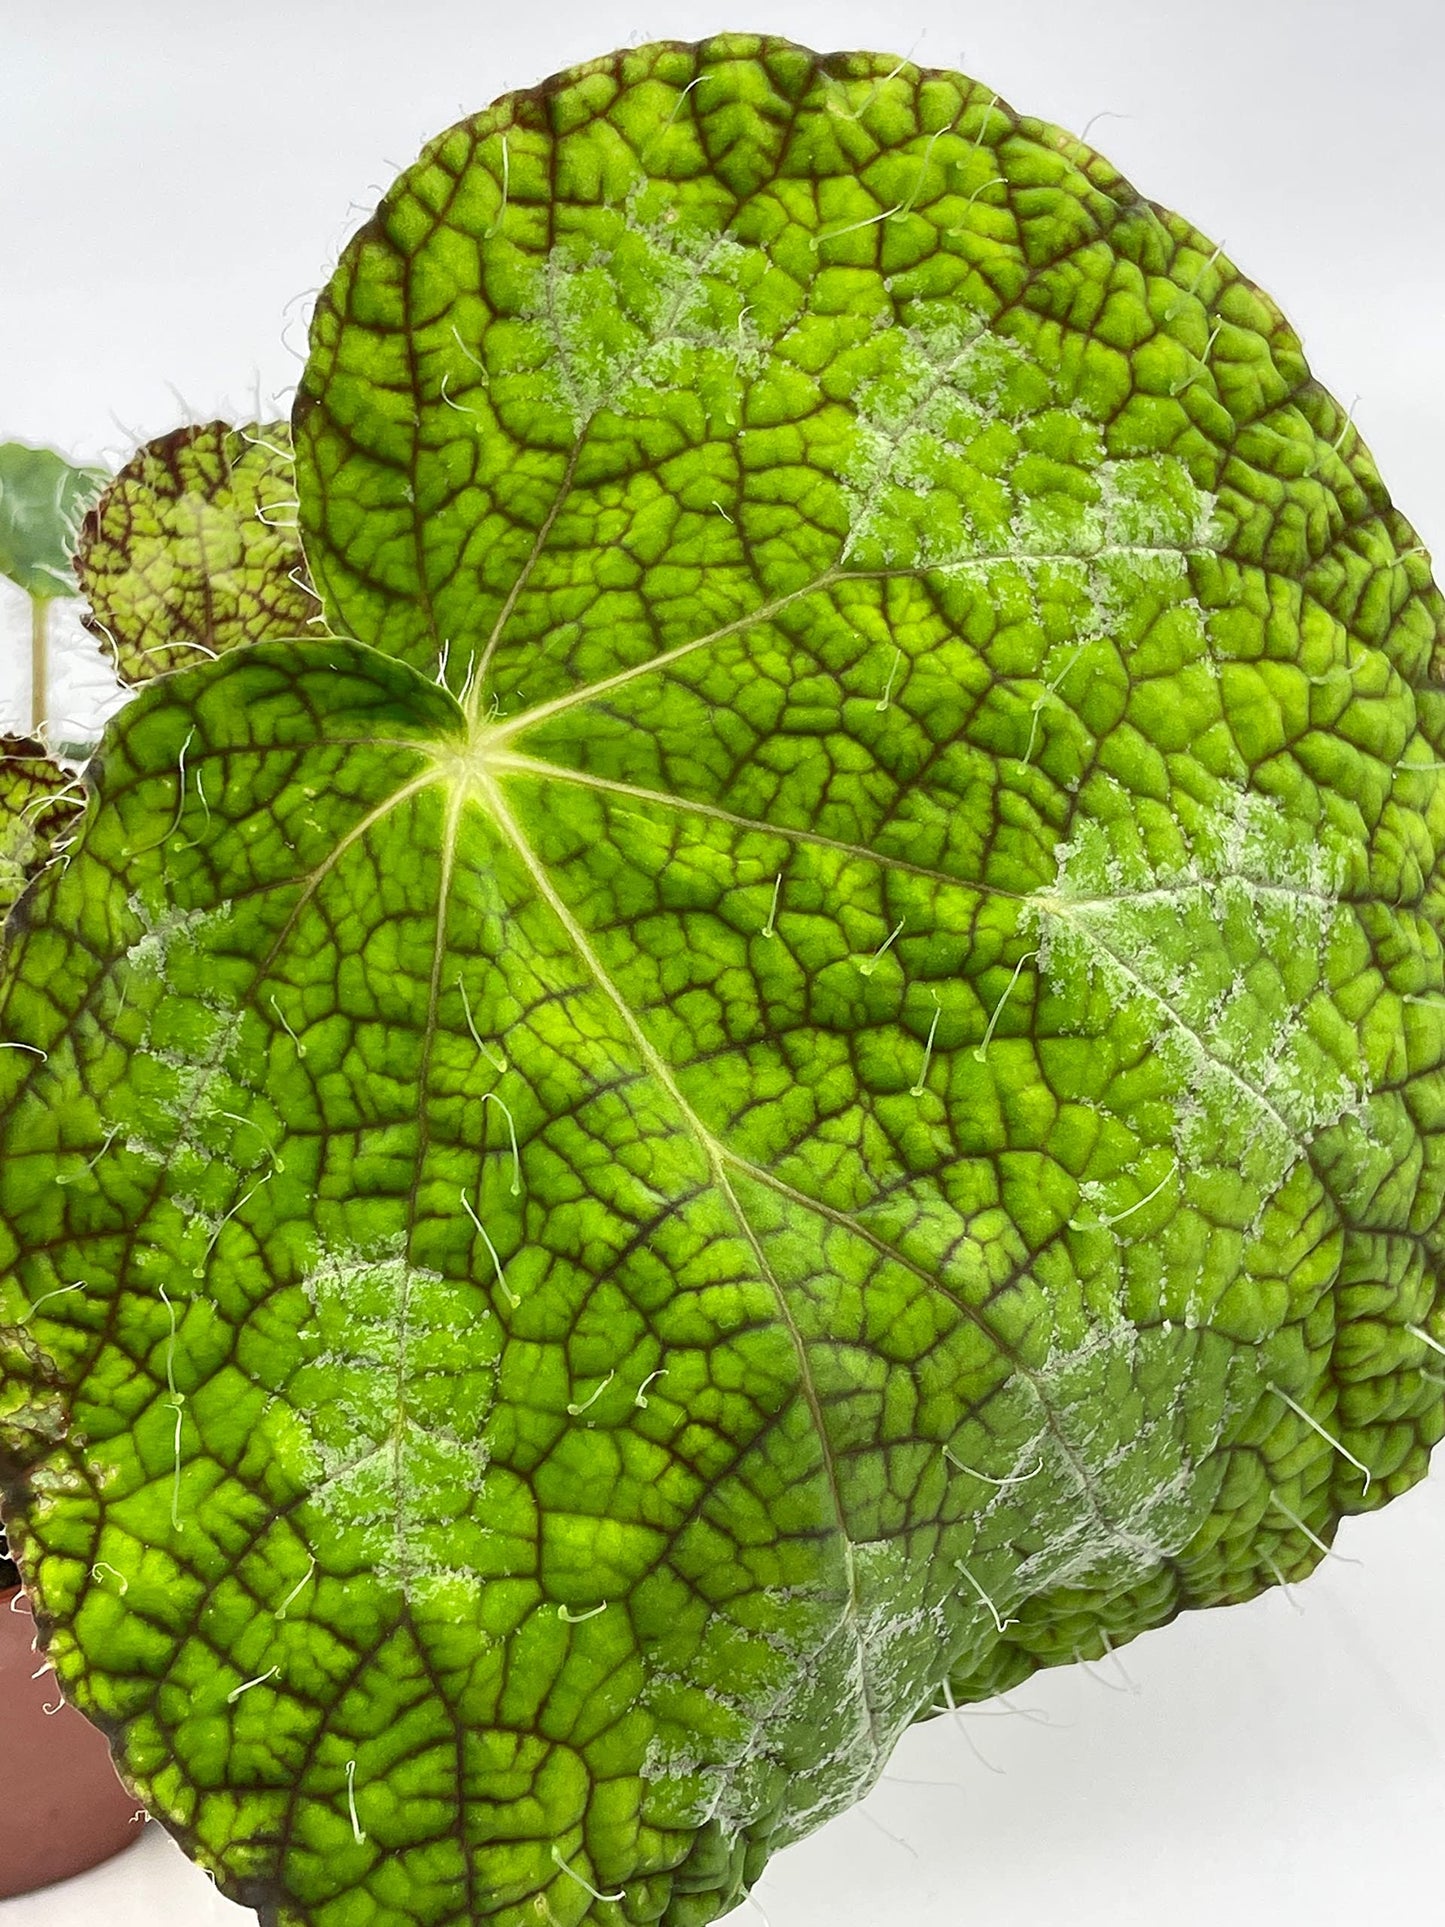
[0,1582,141,1897]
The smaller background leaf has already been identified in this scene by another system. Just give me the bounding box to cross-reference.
[76,420,323,683]
[0,443,106,601]
[0,735,77,921]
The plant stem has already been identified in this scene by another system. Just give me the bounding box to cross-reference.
[29,594,46,735]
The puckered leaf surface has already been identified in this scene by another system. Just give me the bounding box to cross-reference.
[75,420,321,683]
[0,737,78,920]
[3,33,1445,1927]
[0,442,106,601]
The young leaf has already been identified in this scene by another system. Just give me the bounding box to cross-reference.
[0,736,78,919]
[75,420,322,683]
[3,34,1444,1927]
[0,442,106,601]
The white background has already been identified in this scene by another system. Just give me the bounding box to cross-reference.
[2,2,1444,1922]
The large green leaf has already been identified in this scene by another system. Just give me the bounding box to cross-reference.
[3,33,1445,1927]
[75,420,322,683]
[0,442,106,601]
